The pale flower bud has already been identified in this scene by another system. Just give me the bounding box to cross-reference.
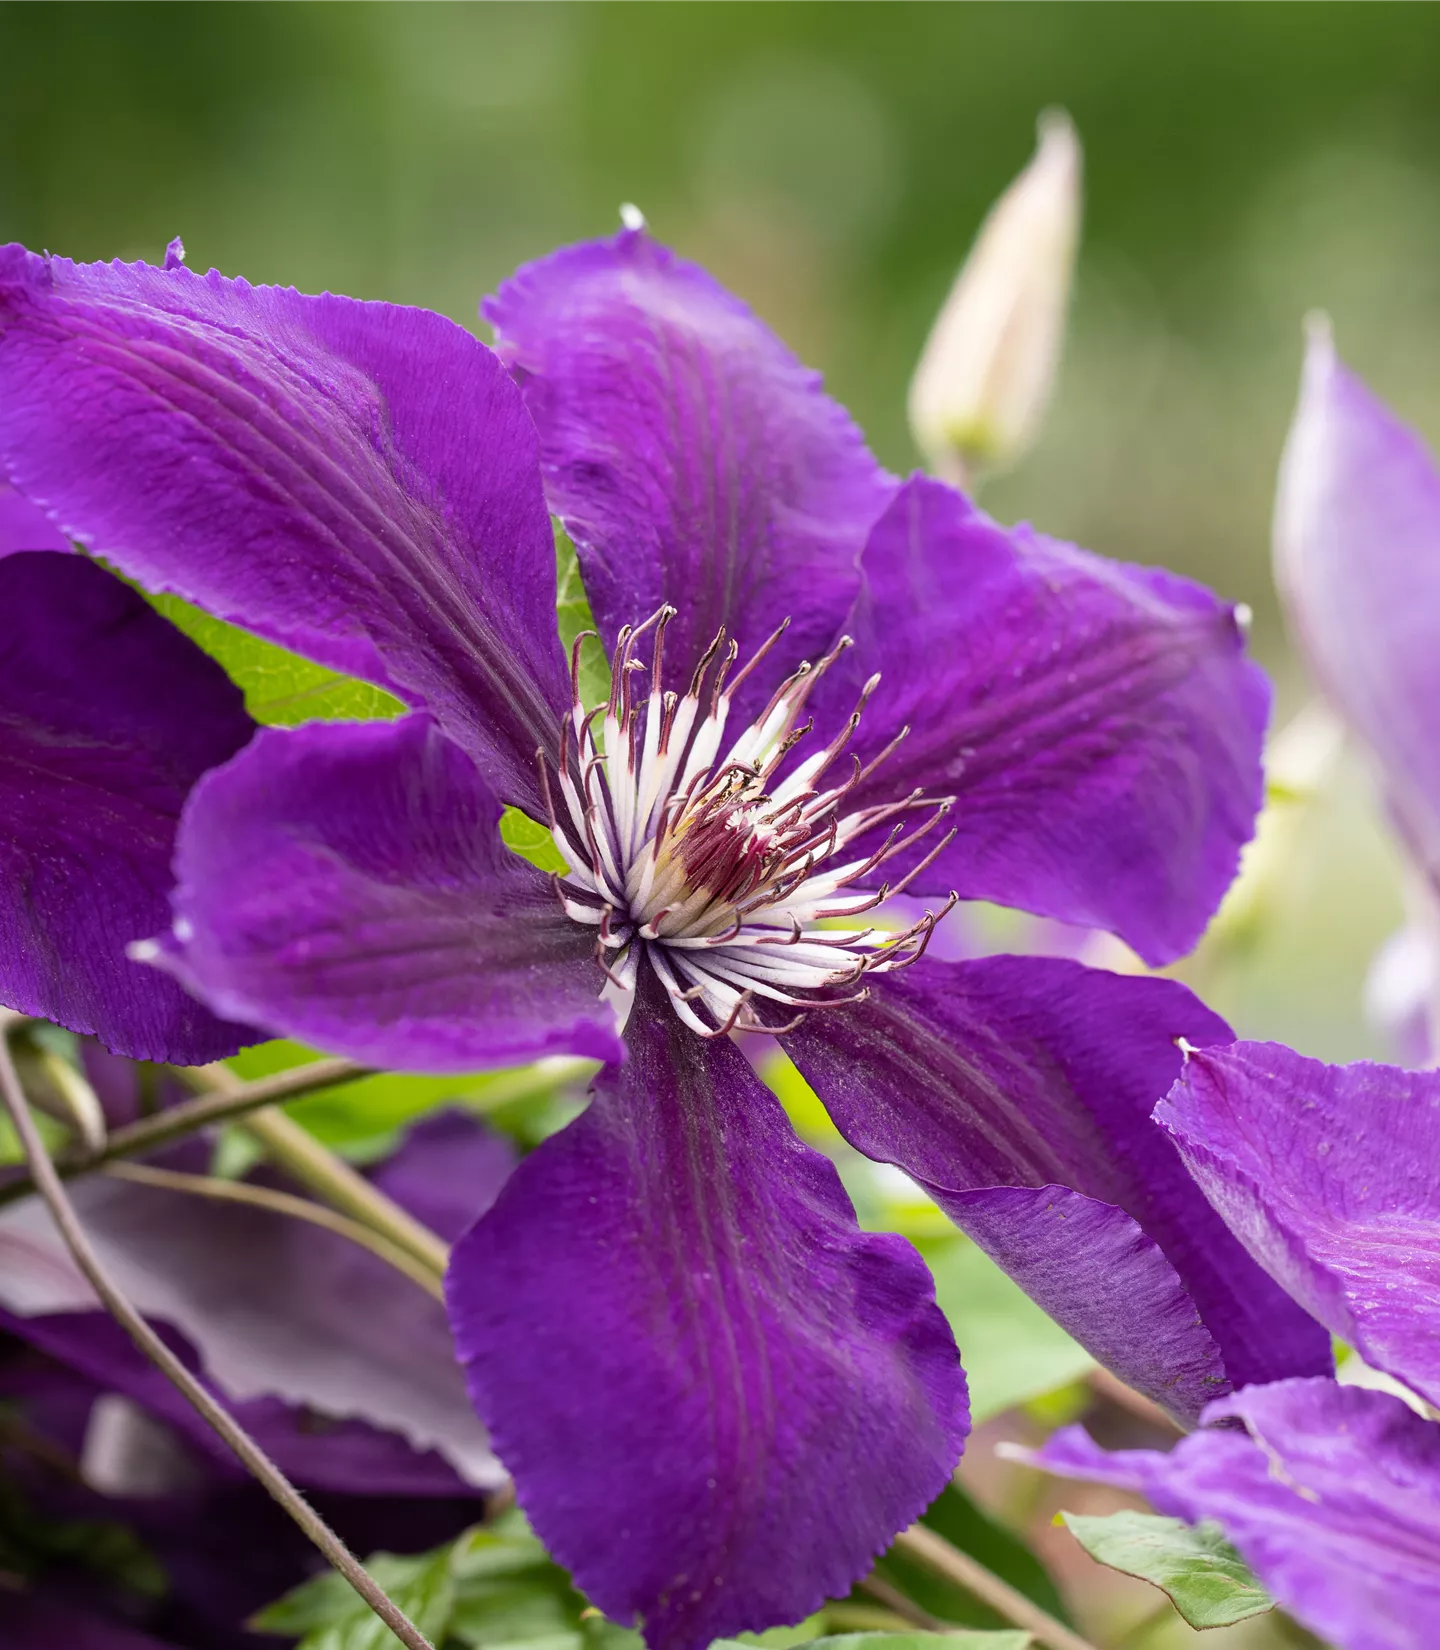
[908,109,1081,486]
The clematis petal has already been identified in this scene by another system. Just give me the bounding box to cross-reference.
[0,1306,485,1498]
[784,957,1331,1424]
[1275,323,1440,879]
[368,1108,519,1244]
[160,715,624,1071]
[1032,1380,1440,1650]
[0,479,69,554]
[0,1107,516,1487]
[1156,1041,1440,1407]
[814,477,1267,965]
[446,977,967,1650]
[485,228,896,720]
[0,552,253,1062]
[0,244,567,810]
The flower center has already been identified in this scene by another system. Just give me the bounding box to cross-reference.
[539,607,955,1036]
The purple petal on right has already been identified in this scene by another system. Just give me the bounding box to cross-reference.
[811,475,1268,966]
[1034,1380,1440,1650]
[0,552,254,1063]
[0,244,567,811]
[163,714,624,1072]
[786,957,1331,1425]
[486,228,896,721]
[447,978,966,1650]
[1275,323,1440,879]
[1156,1041,1440,1408]
[0,479,69,554]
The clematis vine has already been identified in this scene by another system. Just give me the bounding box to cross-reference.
[0,228,1331,1648]
[1025,1039,1440,1650]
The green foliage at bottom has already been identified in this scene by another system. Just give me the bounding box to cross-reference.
[252,1510,1050,1650]
[252,1511,618,1650]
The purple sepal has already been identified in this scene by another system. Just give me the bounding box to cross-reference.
[0,243,568,811]
[0,1306,479,1499]
[162,715,624,1071]
[485,228,896,721]
[816,477,1268,965]
[1157,1041,1440,1407]
[785,957,1331,1423]
[0,479,69,554]
[0,552,254,1062]
[447,973,967,1650]
[370,1108,518,1244]
[1033,1379,1440,1650]
[1275,325,1440,883]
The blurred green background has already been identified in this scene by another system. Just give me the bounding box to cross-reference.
[4,0,1433,1057]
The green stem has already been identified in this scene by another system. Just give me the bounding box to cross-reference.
[892,1522,1100,1650]
[235,1101,449,1278]
[0,1055,370,1211]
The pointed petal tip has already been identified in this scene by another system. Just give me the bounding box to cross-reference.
[1302,306,1333,355]
[1035,105,1082,176]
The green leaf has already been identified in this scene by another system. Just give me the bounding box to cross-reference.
[252,1546,456,1648]
[866,1481,1069,1632]
[135,586,407,725]
[501,807,569,875]
[1061,1510,1274,1629]
[554,524,610,710]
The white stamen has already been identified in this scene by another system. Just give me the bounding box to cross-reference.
[541,609,955,1036]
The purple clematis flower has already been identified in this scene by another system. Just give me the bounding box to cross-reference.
[1026,1039,1440,1650]
[0,228,1329,1647]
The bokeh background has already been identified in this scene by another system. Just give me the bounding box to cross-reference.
[7,7,1437,1644]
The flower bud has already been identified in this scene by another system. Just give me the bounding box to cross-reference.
[908,110,1081,486]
